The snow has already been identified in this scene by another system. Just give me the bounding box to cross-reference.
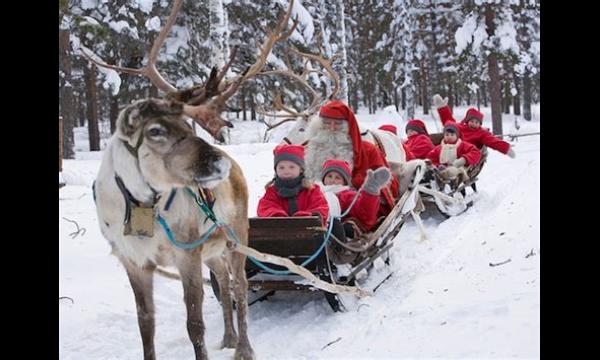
[455,14,488,55]
[81,16,100,27]
[281,0,315,44]
[164,25,189,56]
[81,0,99,10]
[98,68,122,96]
[145,16,161,32]
[60,106,540,359]
[496,19,520,54]
[134,0,155,14]
[108,20,139,39]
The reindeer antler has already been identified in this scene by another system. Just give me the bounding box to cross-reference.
[256,45,341,127]
[80,0,183,93]
[80,0,299,142]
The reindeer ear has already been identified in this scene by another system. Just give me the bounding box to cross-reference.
[117,101,144,138]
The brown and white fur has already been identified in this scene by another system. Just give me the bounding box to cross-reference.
[94,98,254,360]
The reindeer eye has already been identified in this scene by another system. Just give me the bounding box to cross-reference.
[299,128,305,132]
[148,127,166,137]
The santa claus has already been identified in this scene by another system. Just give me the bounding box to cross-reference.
[304,100,399,215]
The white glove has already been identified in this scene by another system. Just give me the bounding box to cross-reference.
[507,148,516,159]
[433,94,448,109]
[452,157,466,167]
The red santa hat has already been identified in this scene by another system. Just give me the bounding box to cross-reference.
[378,124,397,135]
[462,108,484,124]
[321,159,352,185]
[319,100,363,170]
[405,119,428,135]
[273,143,305,170]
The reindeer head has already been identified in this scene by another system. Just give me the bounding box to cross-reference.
[117,98,231,191]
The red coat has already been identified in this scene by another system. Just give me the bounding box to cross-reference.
[404,133,435,160]
[438,106,511,154]
[351,141,399,216]
[427,139,481,166]
[336,188,380,231]
[402,142,415,161]
[257,183,329,225]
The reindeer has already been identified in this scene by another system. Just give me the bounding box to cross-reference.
[87,1,299,358]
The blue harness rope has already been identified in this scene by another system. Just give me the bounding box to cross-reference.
[156,187,224,250]
[157,186,363,275]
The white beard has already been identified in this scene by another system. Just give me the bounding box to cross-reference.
[305,118,354,181]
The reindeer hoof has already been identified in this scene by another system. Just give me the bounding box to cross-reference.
[220,333,238,349]
[233,346,255,360]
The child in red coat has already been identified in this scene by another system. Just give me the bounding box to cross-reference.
[427,124,481,168]
[320,159,391,233]
[403,119,435,160]
[433,94,516,158]
[257,144,329,224]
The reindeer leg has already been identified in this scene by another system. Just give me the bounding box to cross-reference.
[229,250,256,360]
[205,257,238,349]
[178,254,208,360]
[122,260,156,360]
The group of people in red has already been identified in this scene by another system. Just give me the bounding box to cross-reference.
[256,94,515,240]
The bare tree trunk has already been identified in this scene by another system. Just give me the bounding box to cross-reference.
[428,0,439,96]
[503,81,511,114]
[109,95,119,134]
[334,0,349,102]
[476,88,481,110]
[481,81,488,107]
[513,73,521,115]
[522,69,532,121]
[84,63,101,151]
[421,59,429,115]
[401,87,406,110]
[209,0,228,69]
[249,93,256,121]
[241,87,247,121]
[403,1,416,120]
[448,82,454,109]
[485,5,503,135]
[59,29,76,159]
[393,87,399,112]
[78,93,86,127]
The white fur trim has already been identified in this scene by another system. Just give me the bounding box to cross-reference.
[321,184,350,217]
[439,139,462,165]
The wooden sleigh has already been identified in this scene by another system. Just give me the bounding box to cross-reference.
[209,165,426,311]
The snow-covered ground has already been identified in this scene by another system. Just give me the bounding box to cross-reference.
[59,105,540,359]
